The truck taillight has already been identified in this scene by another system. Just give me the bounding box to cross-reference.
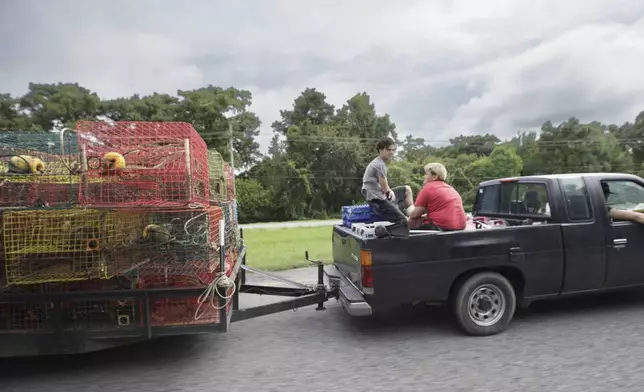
[360,250,373,288]
[361,266,374,288]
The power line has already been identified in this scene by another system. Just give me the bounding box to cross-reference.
[204,132,644,146]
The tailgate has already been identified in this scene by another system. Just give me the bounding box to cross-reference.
[332,225,364,289]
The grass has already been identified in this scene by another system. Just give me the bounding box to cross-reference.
[243,226,333,271]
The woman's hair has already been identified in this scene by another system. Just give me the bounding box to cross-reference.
[424,162,447,181]
[376,136,395,151]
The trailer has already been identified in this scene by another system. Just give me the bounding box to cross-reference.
[0,228,337,358]
[0,121,337,358]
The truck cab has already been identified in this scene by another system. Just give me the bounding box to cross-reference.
[326,172,644,336]
[475,173,644,292]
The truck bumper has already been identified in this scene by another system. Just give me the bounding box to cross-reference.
[324,265,372,317]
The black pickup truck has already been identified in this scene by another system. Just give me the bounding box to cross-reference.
[325,172,644,336]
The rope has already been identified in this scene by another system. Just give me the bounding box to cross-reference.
[194,272,236,320]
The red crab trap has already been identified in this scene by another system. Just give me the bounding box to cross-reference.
[147,284,235,327]
[0,130,80,208]
[76,121,210,208]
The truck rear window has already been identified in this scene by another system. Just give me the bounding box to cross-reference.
[558,177,593,221]
[475,182,551,217]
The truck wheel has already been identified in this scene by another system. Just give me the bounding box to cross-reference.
[452,272,516,336]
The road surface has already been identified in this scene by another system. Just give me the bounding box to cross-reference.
[2,267,644,392]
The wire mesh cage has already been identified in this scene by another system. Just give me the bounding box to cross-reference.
[149,286,234,327]
[224,163,235,201]
[207,149,225,178]
[233,199,241,246]
[0,301,49,333]
[207,149,227,203]
[215,201,236,250]
[107,206,225,282]
[2,208,122,285]
[59,299,141,331]
[76,121,210,208]
[0,130,80,208]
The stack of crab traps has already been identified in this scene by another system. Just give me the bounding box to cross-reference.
[0,121,240,333]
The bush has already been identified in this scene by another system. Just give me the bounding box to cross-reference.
[235,178,276,224]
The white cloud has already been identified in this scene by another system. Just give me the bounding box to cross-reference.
[2,0,644,152]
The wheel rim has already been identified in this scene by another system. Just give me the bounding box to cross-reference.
[467,284,506,327]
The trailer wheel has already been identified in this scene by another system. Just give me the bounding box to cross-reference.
[452,272,516,336]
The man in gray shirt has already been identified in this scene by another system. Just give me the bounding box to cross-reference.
[362,136,414,222]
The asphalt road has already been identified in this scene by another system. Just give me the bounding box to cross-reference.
[2,267,644,392]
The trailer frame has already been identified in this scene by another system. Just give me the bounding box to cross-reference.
[0,229,337,358]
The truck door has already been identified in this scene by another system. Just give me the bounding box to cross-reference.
[600,178,644,287]
[557,177,607,292]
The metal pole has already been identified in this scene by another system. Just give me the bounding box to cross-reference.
[219,218,228,331]
[228,120,236,197]
[228,121,235,171]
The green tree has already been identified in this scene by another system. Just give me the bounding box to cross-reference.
[235,178,275,223]
[19,83,101,130]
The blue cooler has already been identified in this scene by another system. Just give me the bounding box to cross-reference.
[342,204,382,227]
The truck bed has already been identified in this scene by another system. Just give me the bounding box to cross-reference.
[332,222,566,311]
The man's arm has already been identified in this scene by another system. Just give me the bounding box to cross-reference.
[409,206,426,219]
[609,208,644,224]
[374,161,393,199]
[378,175,391,195]
[409,187,428,219]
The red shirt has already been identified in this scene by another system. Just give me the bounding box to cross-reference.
[415,180,467,230]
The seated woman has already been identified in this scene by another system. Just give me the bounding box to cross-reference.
[408,162,467,231]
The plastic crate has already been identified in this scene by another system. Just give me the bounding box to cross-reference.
[350,221,394,238]
[342,204,377,227]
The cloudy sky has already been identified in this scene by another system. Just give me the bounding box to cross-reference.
[2,0,644,151]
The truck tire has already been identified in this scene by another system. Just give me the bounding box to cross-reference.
[452,272,516,336]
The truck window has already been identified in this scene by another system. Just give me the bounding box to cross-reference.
[475,182,550,216]
[558,177,593,221]
[602,179,644,211]
[475,185,500,214]
[499,183,551,216]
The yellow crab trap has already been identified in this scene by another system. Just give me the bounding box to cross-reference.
[1,208,122,285]
[214,201,237,251]
[207,149,228,203]
[0,130,81,208]
[108,206,227,287]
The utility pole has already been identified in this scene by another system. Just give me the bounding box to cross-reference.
[228,119,236,197]
[228,120,235,171]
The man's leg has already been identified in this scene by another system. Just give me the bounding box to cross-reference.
[369,199,407,223]
[391,185,414,213]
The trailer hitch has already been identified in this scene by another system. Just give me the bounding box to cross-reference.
[230,250,334,323]
[305,250,328,311]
